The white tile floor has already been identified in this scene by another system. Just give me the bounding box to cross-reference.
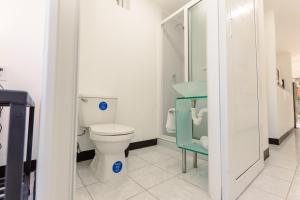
[239,129,300,200]
[75,129,300,200]
[75,145,210,200]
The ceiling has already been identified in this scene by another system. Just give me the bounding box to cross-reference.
[265,0,300,57]
[152,0,300,56]
[152,0,191,14]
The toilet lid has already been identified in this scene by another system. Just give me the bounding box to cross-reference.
[90,123,134,136]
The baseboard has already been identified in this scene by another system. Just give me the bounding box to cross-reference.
[127,139,157,150]
[268,138,280,145]
[264,148,270,161]
[125,139,157,157]
[269,128,294,145]
[77,139,158,162]
[77,150,95,162]
[0,160,37,178]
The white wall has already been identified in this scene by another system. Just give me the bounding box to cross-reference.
[292,55,300,78]
[0,0,45,166]
[276,52,294,136]
[36,0,79,198]
[265,11,294,139]
[265,11,279,139]
[78,0,163,150]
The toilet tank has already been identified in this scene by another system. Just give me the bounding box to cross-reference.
[79,95,117,127]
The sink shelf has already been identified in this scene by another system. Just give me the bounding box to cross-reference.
[175,96,208,156]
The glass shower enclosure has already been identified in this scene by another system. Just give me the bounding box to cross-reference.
[160,0,207,141]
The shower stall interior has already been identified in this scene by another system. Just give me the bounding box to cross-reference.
[160,0,207,141]
[161,11,185,139]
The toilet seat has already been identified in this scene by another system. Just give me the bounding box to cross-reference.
[90,123,134,136]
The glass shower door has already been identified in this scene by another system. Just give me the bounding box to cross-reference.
[187,1,208,140]
[188,1,207,82]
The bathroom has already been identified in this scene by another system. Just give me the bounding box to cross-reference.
[75,0,213,199]
[1,0,295,199]
[71,0,264,199]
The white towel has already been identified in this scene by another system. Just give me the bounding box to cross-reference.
[166,108,176,133]
[200,136,208,150]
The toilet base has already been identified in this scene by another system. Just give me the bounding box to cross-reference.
[90,150,127,182]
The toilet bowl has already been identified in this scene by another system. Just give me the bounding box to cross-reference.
[89,124,134,182]
[78,96,135,182]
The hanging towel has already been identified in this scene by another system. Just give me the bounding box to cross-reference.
[166,108,176,133]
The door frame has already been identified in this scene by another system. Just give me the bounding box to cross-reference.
[36,0,79,199]
[40,0,222,199]
[219,0,265,199]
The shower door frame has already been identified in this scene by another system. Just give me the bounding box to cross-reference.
[160,0,222,199]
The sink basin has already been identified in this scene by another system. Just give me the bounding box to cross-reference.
[173,81,207,97]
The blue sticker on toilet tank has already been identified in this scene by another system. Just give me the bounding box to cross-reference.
[99,101,108,111]
[112,161,123,173]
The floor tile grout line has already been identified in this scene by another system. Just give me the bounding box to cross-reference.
[81,181,102,188]
[126,172,173,200]
[84,185,95,200]
[128,148,210,193]
[127,157,150,172]
[76,171,85,183]
[147,190,163,200]
[132,145,184,160]
[176,173,209,192]
[245,153,297,199]
[249,170,294,199]
[123,189,146,200]
[145,174,178,191]
[124,175,160,200]
[258,170,294,183]
[126,174,149,191]
[77,169,101,187]
[152,162,181,176]
[76,172,85,189]
[266,161,297,173]
[249,185,287,199]
[133,149,208,176]
[266,162,297,172]
[128,148,209,192]
[285,163,300,200]
[127,162,178,191]
[129,154,178,176]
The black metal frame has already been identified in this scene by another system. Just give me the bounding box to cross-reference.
[0,90,35,200]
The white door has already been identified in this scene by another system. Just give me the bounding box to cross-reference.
[221,0,264,199]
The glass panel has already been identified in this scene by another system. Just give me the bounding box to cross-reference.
[188,1,207,82]
[176,97,208,156]
[161,11,185,137]
[173,81,207,97]
[188,2,207,140]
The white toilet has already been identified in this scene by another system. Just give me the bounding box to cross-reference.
[79,95,134,182]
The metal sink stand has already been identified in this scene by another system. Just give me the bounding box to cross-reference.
[0,90,35,200]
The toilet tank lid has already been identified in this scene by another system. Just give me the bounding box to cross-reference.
[78,94,117,99]
[90,123,134,136]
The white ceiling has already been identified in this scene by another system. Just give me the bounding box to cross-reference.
[152,0,300,56]
[265,0,300,57]
[152,0,191,14]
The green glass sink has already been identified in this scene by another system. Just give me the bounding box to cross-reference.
[173,81,207,97]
